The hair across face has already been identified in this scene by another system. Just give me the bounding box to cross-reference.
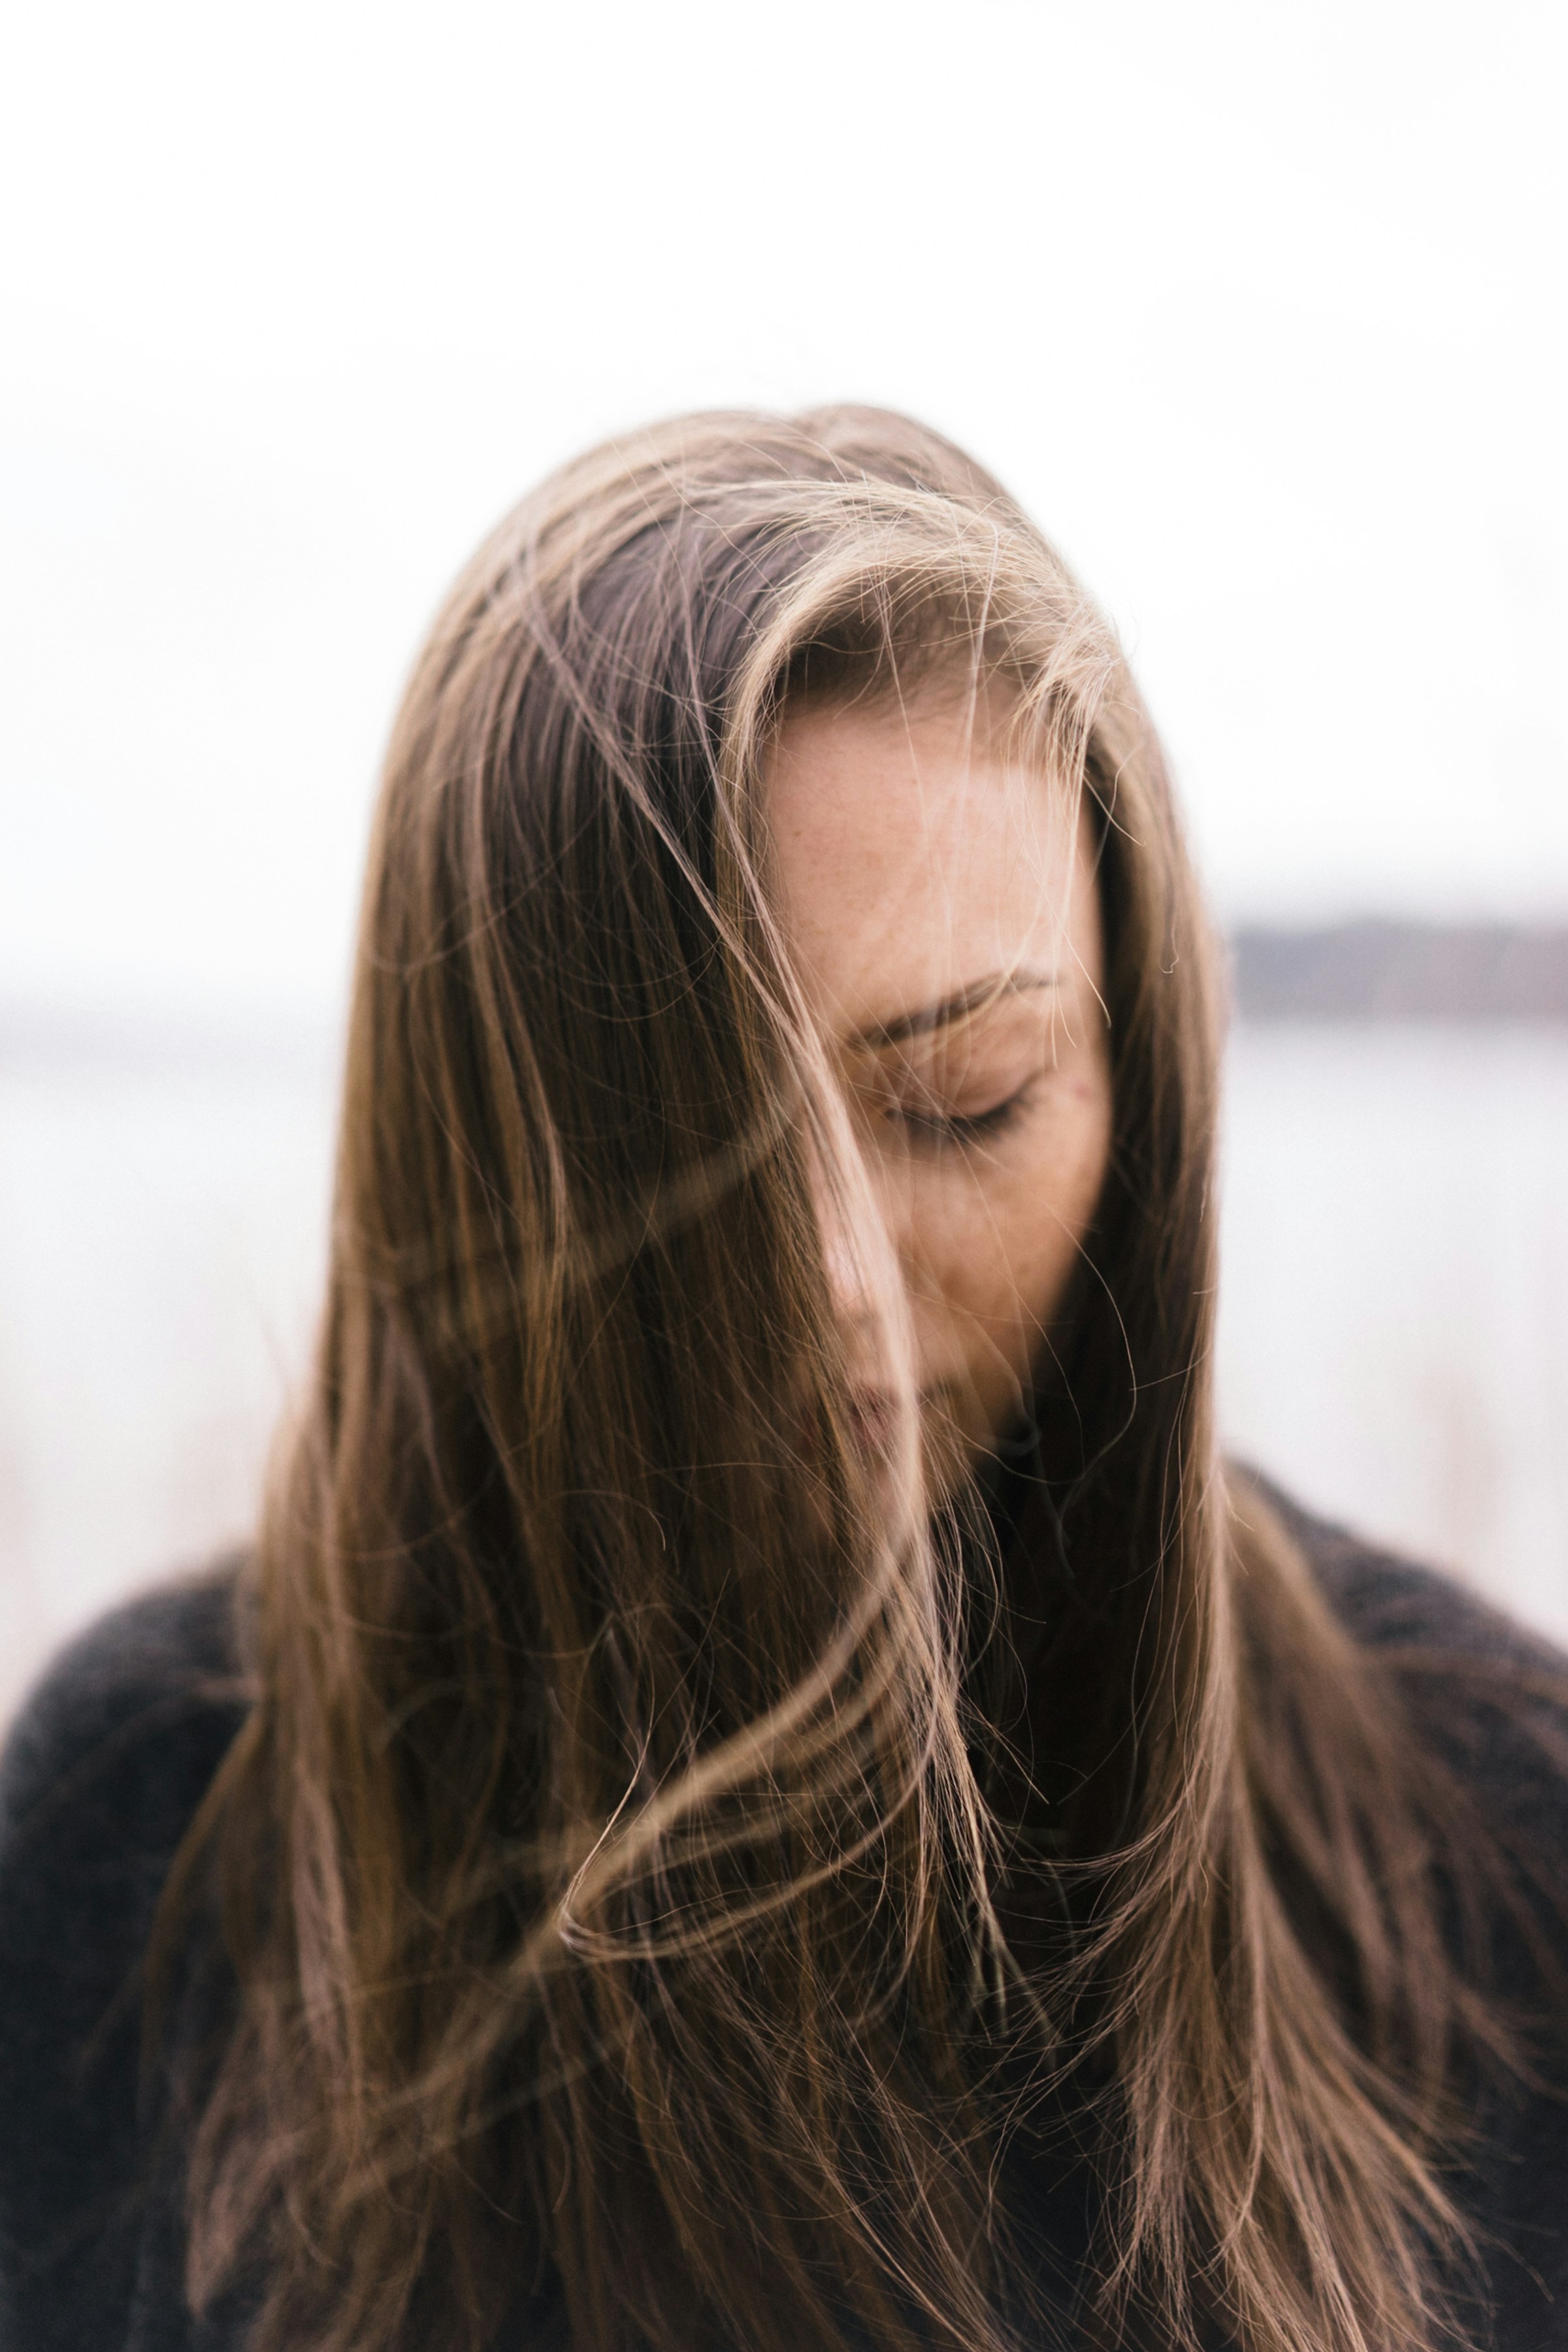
[765,684,1113,1490]
[171,407,1507,2352]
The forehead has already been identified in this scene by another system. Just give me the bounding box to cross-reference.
[763,691,1091,1039]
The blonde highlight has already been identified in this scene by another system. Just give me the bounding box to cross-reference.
[158,406,1526,2352]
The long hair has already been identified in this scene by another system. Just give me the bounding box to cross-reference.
[167,408,1516,2351]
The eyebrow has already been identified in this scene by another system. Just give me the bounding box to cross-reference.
[849,969,1061,1050]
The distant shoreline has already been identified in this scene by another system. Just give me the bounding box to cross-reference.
[6,925,1568,1068]
[1229,924,1568,1022]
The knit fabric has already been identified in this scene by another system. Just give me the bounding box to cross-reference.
[3,1501,1567,2348]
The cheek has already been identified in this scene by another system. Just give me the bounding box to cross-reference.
[910,1084,1111,1338]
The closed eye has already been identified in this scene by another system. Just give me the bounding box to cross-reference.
[884,1084,1034,1151]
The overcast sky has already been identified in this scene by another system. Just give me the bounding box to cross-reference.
[3,0,1565,1023]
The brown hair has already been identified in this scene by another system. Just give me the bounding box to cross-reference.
[167,408,1522,2351]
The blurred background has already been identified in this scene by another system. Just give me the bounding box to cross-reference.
[3,0,1565,1720]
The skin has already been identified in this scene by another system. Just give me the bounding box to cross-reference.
[766,686,1113,1492]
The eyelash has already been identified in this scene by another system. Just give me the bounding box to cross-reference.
[886,1084,1034,1151]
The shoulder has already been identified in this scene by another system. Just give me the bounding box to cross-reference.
[0,1568,250,2347]
[1,1568,248,1861]
[1254,1475,1568,1838]
[1,1570,250,1981]
[1262,1472,1567,1718]
[1246,1480,1568,2335]
[1261,1477,1566,1674]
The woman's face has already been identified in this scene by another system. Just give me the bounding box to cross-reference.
[767,686,1113,1489]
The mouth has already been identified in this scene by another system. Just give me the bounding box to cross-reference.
[843,1386,901,1456]
[828,1383,983,1505]
[843,1385,949,1459]
[802,1379,968,1470]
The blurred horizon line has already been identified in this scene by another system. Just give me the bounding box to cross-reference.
[5,920,1568,1072]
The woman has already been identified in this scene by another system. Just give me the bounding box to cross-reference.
[3,406,1567,2352]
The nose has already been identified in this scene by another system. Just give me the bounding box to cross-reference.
[820,1193,875,1327]
[808,1136,898,1344]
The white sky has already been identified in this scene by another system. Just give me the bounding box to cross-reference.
[3,0,1565,1023]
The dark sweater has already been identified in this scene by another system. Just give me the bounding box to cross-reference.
[3,1506,1568,2350]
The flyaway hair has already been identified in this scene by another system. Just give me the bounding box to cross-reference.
[159,408,1547,2352]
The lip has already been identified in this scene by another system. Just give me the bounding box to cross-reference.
[851,1373,940,1448]
[843,1386,911,1456]
[793,1380,945,1464]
